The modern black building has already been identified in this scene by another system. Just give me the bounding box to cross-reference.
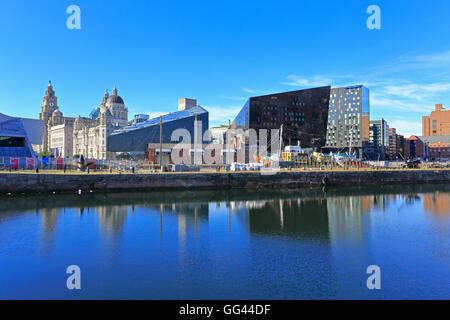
[231,86,331,151]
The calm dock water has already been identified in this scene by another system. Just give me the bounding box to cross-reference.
[0,184,449,299]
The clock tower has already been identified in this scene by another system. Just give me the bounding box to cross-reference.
[38,81,60,153]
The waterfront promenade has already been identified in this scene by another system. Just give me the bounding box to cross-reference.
[0,169,449,194]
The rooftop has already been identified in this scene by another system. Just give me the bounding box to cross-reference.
[111,105,208,135]
[417,135,450,144]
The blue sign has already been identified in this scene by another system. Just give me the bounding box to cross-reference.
[42,157,49,164]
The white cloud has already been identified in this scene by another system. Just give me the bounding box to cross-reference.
[282,74,334,87]
[242,88,257,94]
[370,93,435,113]
[420,83,450,92]
[222,95,248,101]
[410,50,450,65]
[383,83,450,100]
[145,112,166,119]
[203,105,242,127]
[241,87,280,96]
[388,119,422,138]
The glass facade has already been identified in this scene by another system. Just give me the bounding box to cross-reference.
[0,113,41,158]
[369,119,389,159]
[0,136,25,148]
[232,86,331,149]
[324,85,370,157]
[233,100,250,130]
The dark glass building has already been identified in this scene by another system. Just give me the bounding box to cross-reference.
[231,86,331,150]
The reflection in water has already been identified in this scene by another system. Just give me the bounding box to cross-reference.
[97,205,129,239]
[327,196,365,242]
[39,208,59,257]
[0,187,448,250]
[0,184,449,299]
[29,187,449,259]
[423,192,450,216]
[246,198,330,239]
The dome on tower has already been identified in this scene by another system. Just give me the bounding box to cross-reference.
[107,87,124,104]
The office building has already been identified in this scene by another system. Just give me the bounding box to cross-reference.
[369,119,389,160]
[231,86,331,152]
[388,127,405,160]
[422,104,450,136]
[324,85,370,158]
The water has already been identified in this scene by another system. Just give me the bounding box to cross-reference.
[0,184,449,300]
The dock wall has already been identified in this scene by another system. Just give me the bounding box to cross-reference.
[0,170,449,193]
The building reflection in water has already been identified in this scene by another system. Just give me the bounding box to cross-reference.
[141,202,210,258]
[39,208,60,257]
[96,205,129,240]
[241,198,330,240]
[325,193,425,243]
[29,188,448,259]
[326,196,366,242]
[422,192,450,216]
[152,203,209,237]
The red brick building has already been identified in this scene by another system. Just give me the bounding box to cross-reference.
[404,136,426,160]
[404,135,450,160]
[388,128,405,160]
[427,141,450,160]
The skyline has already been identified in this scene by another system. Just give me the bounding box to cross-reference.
[1,0,450,137]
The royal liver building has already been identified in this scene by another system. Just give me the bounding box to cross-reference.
[38,82,128,160]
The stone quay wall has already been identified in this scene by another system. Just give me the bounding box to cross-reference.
[0,170,449,194]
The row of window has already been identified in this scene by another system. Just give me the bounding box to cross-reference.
[429,148,450,152]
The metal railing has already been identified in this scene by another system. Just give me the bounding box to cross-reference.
[0,156,146,172]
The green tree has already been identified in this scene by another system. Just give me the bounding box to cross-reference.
[117,152,131,160]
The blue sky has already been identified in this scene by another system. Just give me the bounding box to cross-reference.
[1,0,449,137]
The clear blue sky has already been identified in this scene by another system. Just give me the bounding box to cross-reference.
[1,0,449,137]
